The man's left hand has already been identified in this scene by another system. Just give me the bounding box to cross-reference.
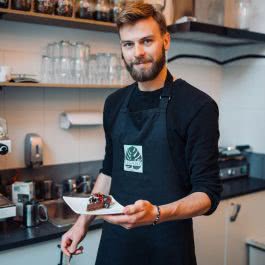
[99,200,158,229]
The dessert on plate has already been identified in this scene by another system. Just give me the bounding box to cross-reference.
[86,192,112,211]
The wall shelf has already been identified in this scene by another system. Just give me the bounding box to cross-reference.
[0,82,123,89]
[0,8,117,33]
[1,8,265,47]
[168,21,265,47]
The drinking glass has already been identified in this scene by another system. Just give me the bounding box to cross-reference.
[60,57,72,83]
[109,53,121,84]
[59,41,72,58]
[87,54,98,84]
[72,58,86,84]
[41,56,53,83]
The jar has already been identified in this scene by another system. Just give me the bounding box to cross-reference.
[76,0,96,19]
[34,0,54,14]
[233,0,252,29]
[109,0,124,23]
[0,0,8,8]
[95,0,110,22]
[55,0,73,17]
[12,0,31,11]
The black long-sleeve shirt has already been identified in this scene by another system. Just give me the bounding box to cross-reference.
[100,78,222,215]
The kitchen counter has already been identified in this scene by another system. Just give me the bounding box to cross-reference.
[1,176,265,252]
[0,218,103,252]
[221,176,265,200]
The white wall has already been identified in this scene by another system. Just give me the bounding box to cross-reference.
[0,16,265,170]
[0,20,121,169]
[218,44,265,153]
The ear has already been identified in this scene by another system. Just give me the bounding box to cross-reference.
[163,32,171,51]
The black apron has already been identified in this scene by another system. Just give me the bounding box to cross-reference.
[95,71,197,265]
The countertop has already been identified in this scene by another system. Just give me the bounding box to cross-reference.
[1,176,265,252]
[0,218,103,252]
[221,176,265,200]
[246,235,265,251]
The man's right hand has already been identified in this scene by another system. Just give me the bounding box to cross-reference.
[61,218,88,257]
[61,172,111,257]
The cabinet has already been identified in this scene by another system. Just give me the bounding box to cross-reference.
[0,228,102,265]
[193,199,228,265]
[226,191,265,265]
[193,191,265,265]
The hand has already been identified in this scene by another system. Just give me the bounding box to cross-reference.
[100,200,158,229]
[61,219,88,257]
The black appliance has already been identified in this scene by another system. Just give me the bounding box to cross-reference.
[219,145,250,180]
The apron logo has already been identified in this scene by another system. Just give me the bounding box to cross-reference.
[124,145,143,173]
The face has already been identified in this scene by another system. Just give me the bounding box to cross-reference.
[119,17,170,82]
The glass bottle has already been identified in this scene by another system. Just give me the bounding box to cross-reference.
[34,0,55,14]
[233,0,252,29]
[95,0,110,22]
[207,0,224,26]
[109,0,124,23]
[54,0,73,17]
[0,0,8,8]
[76,0,96,19]
[12,0,32,11]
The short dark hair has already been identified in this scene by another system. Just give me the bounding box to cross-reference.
[116,1,167,36]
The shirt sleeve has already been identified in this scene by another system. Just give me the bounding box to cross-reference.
[185,100,223,215]
[99,97,113,177]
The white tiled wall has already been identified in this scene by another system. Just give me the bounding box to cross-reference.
[218,42,265,153]
[1,17,265,169]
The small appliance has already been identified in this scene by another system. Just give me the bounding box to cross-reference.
[219,145,250,180]
[12,181,34,216]
[0,193,16,220]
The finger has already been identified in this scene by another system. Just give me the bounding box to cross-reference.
[123,204,135,215]
[97,213,124,220]
[71,246,84,256]
[124,200,145,215]
[102,214,131,224]
[61,237,72,256]
[68,239,79,254]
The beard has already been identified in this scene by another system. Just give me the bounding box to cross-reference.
[122,46,166,82]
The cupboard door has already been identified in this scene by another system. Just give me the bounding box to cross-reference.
[0,239,59,265]
[67,228,102,265]
[193,200,228,265]
[226,191,265,265]
[0,228,102,265]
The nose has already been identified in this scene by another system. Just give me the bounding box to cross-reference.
[134,43,145,58]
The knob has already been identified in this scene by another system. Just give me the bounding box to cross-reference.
[0,143,8,155]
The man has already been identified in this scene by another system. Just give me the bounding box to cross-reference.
[61,2,222,265]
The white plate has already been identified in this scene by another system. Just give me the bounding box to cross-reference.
[63,195,124,215]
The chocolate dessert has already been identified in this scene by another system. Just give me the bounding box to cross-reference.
[87,193,112,211]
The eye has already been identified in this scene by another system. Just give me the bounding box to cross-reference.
[143,39,153,45]
[123,42,134,48]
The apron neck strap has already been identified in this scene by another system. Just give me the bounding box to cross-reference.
[160,69,174,99]
[121,69,174,112]
[159,70,174,112]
